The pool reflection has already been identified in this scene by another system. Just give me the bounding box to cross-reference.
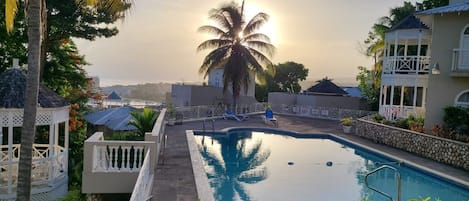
[198,131,271,201]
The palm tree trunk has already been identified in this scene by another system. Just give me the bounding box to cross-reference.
[17,0,42,200]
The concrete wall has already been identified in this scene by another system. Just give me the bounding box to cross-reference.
[425,12,469,131]
[268,92,365,110]
[171,84,258,107]
[357,119,469,171]
[171,85,192,107]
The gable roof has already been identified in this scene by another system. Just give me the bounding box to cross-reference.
[305,80,348,96]
[417,2,469,15]
[84,106,137,131]
[0,68,69,108]
[107,91,122,100]
[388,15,429,32]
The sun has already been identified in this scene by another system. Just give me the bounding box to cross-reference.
[243,4,279,45]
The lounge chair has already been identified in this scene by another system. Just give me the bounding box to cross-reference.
[223,110,248,121]
[263,109,278,127]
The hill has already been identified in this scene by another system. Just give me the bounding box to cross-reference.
[101,83,171,102]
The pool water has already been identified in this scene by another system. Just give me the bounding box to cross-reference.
[194,130,469,201]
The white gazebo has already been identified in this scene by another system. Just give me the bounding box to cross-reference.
[0,67,69,200]
[379,15,432,120]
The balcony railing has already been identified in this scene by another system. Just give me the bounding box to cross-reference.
[83,109,167,195]
[383,56,430,74]
[452,49,469,73]
[129,150,153,201]
[0,144,67,194]
[379,105,425,120]
[174,103,268,121]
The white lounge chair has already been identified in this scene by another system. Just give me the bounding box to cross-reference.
[223,110,247,121]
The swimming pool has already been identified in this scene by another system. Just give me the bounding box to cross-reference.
[191,129,469,201]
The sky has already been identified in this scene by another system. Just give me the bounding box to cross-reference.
[75,0,417,87]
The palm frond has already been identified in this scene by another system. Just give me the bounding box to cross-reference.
[198,25,228,38]
[243,12,269,36]
[242,33,271,43]
[5,0,18,33]
[246,47,274,67]
[244,40,275,57]
[197,39,233,52]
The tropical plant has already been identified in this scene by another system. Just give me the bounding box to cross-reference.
[128,108,159,138]
[197,1,275,109]
[199,131,270,201]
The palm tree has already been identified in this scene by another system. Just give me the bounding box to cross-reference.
[197,1,275,109]
[199,132,270,201]
[5,0,130,199]
[128,108,159,138]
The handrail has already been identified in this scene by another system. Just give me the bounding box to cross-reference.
[129,150,153,201]
[365,165,401,201]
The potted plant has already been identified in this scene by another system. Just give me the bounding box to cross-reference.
[341,117,353,133]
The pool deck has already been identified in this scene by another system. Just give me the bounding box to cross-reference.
[151,114,469,201]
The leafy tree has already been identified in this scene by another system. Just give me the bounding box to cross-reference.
[255,61,308,102]
[356,66,381,110]
[4,0,131,199]
[197,1,275,109]
[128,108,158,138]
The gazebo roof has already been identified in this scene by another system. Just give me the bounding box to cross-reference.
[0,68,68,108]
[388,15,429,32]
[305,80,348,96]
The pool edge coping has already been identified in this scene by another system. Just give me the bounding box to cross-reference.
[186,130,216,201]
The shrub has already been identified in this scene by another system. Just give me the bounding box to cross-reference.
[443,106,469,136]
[341,117,353,126]
[372,113,385,123]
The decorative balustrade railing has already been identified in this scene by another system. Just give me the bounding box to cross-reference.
[174,103,267,121]
[452,49,469,72]
[272,104,374,120]
[129,150,153,201]
[85,134,154,173]
[0,144,66,193]
[383,56,430,74]
[379,105,425,120]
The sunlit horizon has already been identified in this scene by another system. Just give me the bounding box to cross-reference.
[76,0,415,87]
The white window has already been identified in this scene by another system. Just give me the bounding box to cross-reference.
[459,24,469,70]
[455,90,469,107]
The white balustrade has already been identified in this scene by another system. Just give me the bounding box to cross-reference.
[0,144,66,193]
[129,150,153,201]
[383,56,431,74]
[91,142,148,172]
[380,105,425,120]
[277,104,373,120]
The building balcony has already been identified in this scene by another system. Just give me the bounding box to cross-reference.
[383,56,431,74]
[451,49,469,77]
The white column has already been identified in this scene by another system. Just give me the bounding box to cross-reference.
[404,40,408,57]
[414,31,423,109]
[393,32,399,74]
[7,126,13,193]
[65,120,69,174]
[54,123,59,152]
[48,124,55,184]
[400,86,405,118]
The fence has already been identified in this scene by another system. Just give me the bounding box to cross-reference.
[272,104,374,120]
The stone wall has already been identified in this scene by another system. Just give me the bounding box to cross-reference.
[356,118,469,171]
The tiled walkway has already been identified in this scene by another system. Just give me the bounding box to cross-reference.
[151,115,469,201]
